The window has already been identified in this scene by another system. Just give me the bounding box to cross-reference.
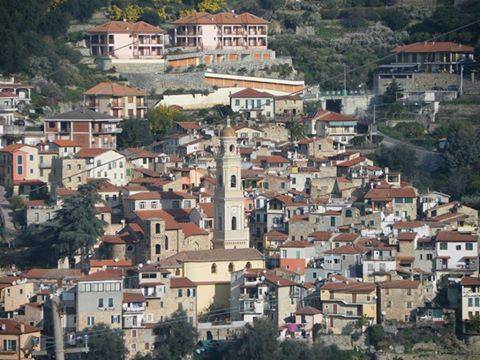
[456,245,462,251]
[440,242,447,250]
[466,243,474,251]
[178,289,183,297]
[87,316,95,326]
[406,302,412,309]
[476,298,480,307]
[211,263,217,273]
[256,99,261,107]
[17,166,22,175]
[17,155,22,164]
[235,99,240,106]
[231,216,237,230]
[230,175,237,188]
[155,244,161,254]
[155,223,161,234]
[111,315,120,324]
[3,339,17,351]
[228,262,234,272]
[98,298,104,308]
[108,298,114,307]
[404,197,413,203]
[139,201,145,209]
[229,144,235,153]
[407,289,412,296]
[345,209,352,218]
[295,250,300,259]
[330,217,336,227]
[245,262,251,269]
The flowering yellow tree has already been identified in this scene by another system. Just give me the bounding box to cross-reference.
[198,0,226,13]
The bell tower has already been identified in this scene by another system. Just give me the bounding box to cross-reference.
[213,119,250,249]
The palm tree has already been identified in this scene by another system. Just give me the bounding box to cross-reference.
[286,118,305,141]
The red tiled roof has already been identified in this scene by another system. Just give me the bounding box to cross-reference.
[173,11,268,25]
[325,244,365,255]
[134,210,181,230]
[280,240,313,249]
[127,147,158,159]
[231,88,274,98]
[170,277,196,288]
[101,235,126,244]
[393,221,425,229]
[23,268,82,280]
[89,259,133,268]
[87,20,164,34]
[0,318,39,335]
[264,230,288,241]
[309,231,333,242]
[123,291,145,303]
[333,233,359,242]
[393,41,474,54]
[365,187,416,200]
[85,82,146,96]
[255,155,290,164]
[125,191,161,200]
[198,203,214,217]
[397,232,417,241]
[76,148,110,158]
[321,281,375,293]
[80,269,123,282]
[336,156,367,167]
[461,277,480,286]
[307,110,357,122]
[52,139,82,147]
[180,222,208,237]
[296,306,322,315]
[175,121,200,130]
[0,143,25,153]
[436,231,477,243]
[379,280,420,289]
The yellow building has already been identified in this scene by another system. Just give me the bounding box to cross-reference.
[320,281,376,334]
[0,277,35,313]
[161,248,264,313]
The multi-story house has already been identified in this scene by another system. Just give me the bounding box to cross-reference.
[25,200,60,227]
[0,318,40,360]
[320,281,377,334]
[0,144,41,194]
[460,276,480,322]
[435,231,478,273]
[51,157,87,191]
[378,280,423,322]
[85,82,147,119]
[230,268,300,327]
[172,12,268,50]
[86,21,164,59]
[0,92,19,126]
[362,247,396,282]
[364,186,417,220]
[0,276,35,314]
[122,291,146,329]
[304,110,358,145]
[323,245,366,279]
[278,241,316,274]
[76,270,123,331]
[230,88,275,120]
[44,110,122,149]
[75,148,128,186]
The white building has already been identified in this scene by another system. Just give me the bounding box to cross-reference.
[230,88,275,120]
[435,231,478,271]
[76,148,128,186]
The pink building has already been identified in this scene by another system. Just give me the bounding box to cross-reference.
[172,12,268,50]
[86,21,165,59]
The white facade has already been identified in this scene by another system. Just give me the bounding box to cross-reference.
[82,150,128,186]
[230,94,275,120]
[436,241,477,270]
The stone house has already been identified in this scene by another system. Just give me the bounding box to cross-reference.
[378,280,423,322]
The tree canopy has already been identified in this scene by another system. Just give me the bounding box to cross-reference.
[147,105,186,138]
[82,324,127,360]
[117,118,154,149]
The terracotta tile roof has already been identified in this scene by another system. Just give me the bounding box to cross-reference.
[56,188,78,197]
[280,240,313,248]
[289,214,309,222]
[52,139,82,147]
[436,231,478,243]
[87,20,164,34]
[321,281,375,293]
[255,155,290,164]
[101,235,126,244]
[397,232,417,241]
[392,221,425,229]
[308,231,333,241]
[198,203,214,217]
[134,210,181,230]
[336,156,367,167]
[170,277,196,288]
[76,148,110,158]
[231,88,274,98]
[175,121,200,130]
[97,180,121,192]
[126,147,157,159]
[173,11,268,25]
[167,248,263,263]
[180,222,208,237]
[333,233,359,242]
[379,280,420,289]
[365,187,416,200]
[396,255,415,263]
[0,143,25,153]
[393,41,474,54]
[125,191,161,200]
[159,191,195,200]
[296,306,322,315]
[89,259,133,268]
[23,268,83,280]
[123,291,145,303]
[307,109,357,122]
[461,277,480,286]
[264,273,297,287]
[325,244,365,255]
[264,230,288,241]
[0,318,39,335]
[80,269,123,282]
[85,82,146,96]
[0,91,17,98]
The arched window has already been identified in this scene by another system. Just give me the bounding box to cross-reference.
[211,263,217,274]
[165,236,169,250]
[230,175,237,188]
[228,262,234,272]
[155,244,161,254]
[229,144,235,153]
[155,223,161,234]
[245,262,251,269]
[231,216,237,230]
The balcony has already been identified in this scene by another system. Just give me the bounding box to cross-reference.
[3,125,24,135]
[92,125,121,134]
[122,304,145,313]
[111,101,124,109]
[39,162,51,169]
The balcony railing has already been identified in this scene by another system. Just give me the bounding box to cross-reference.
[122,304,145,313]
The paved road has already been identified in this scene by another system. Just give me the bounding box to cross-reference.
[379,132,445,171]
[0,186,15,243]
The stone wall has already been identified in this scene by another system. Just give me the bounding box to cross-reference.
[124,71,206,93]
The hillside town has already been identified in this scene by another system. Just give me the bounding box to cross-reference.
[0,1,480,359]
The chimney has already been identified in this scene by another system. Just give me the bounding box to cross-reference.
[20,323,25,333]
[1,323,6,331]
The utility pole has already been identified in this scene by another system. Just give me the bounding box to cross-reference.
[370,104,376,142]
[459,64,464,96]
[343,64,347,95]
[51,295,65,360]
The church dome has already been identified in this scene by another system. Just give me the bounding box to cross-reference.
[222,125,235,138]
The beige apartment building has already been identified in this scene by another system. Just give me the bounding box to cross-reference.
[378,280,423,322]
[85,82,147,119]
[0,318,40,360]
[0,277,35,313]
